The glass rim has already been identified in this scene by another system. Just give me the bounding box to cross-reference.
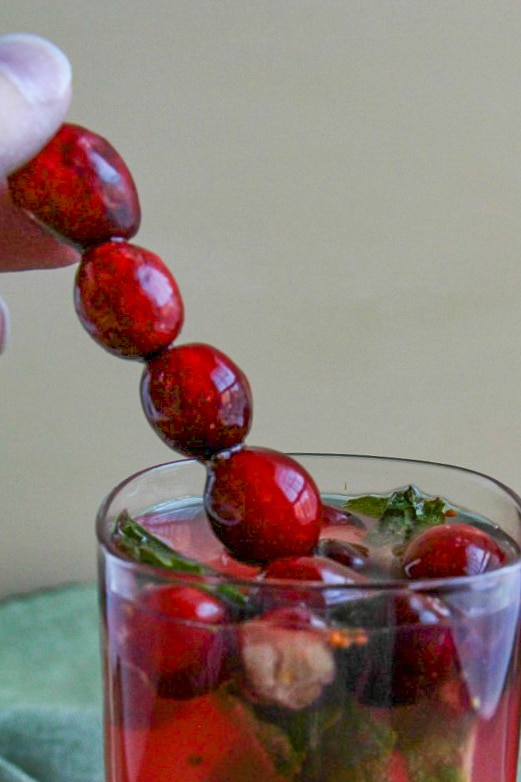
[96,451,521,593]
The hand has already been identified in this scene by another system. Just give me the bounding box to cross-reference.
[0,33,79,351]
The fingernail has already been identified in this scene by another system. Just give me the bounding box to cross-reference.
[0,33,71,104]
[0,294,10,354]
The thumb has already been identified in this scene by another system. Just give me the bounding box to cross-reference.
[0,32,72,177]
[0,34,77,354]
[0,34,79,276]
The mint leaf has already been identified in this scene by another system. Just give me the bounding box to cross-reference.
[314,697,397,781]
[344,495,390,519]
[250,711,303,778]
[345,485,450,544]
[393,701,473,782]
[113,510,203,572]
[112,510,248,608]
[259,695,396,781]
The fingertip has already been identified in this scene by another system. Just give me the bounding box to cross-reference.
[0,184,81,272]
[0,33,72,176]
[0,33,71,105]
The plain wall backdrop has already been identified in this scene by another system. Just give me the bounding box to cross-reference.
[2,1,521,597]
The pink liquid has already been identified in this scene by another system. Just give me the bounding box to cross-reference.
[100,499,521,782]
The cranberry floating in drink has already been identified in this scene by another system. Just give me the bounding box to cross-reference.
[401,522,507,579]
[261,554,364,609]
[315,537,368,570]
[119,584,233,699]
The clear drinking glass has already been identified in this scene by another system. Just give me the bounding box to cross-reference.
[97,454,521,782]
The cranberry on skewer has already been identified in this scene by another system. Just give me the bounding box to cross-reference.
[75,241,184,359]
[205,447,322,564]
[141,342,253,459]
[9,123,141,248]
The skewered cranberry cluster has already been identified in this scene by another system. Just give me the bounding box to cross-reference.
[8,123,508,581]
[9,123,513,719]
[9,123,323,565]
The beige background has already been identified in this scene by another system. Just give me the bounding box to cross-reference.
[1,2,521,598]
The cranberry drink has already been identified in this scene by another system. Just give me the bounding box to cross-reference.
[9,126,521,781]
[97,455,521,782]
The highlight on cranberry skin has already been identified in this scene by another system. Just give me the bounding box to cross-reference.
[204,447,322,564]
[8,123,141,248]
[401,522,508,579]
[74,241,184,359]
[140,342,253,459]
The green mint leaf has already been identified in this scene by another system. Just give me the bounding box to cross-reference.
[394,701,472,782]
[267,695,396,781]
[344,495,390,519]
[316,696,397,781]
[112,510,248,608]
[113,510,202,572]
[345,485,450,544]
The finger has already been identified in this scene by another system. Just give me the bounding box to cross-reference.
[0,182,80,272]
[0,35,80,273]
[0,33,72,177]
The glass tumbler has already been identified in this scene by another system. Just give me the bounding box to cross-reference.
[97,454,521,782]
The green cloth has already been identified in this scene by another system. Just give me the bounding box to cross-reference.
[0,584,103,782]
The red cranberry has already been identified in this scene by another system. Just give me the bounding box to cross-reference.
[262,554,362,609]
[8,123,140,247]
[263,554,359,584]
[205,447,322,563]
[315,538,368,570]
[352,591,466,709]
[402,522,507,579]
[390,593,464,705]
[141,342,253,459]
[124,584,233,699]
[74,241,184,359]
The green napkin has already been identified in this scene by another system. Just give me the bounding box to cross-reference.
[0,707,102,782]
[0,584,103,782]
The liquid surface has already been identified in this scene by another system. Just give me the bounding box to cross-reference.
[134,492,519,582]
